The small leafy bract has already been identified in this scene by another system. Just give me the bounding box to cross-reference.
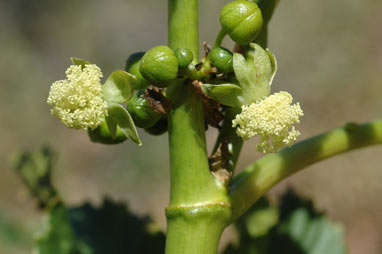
[107,103,142,145]
[70,57,91,68]
[102,70,136,103]
[201,83,244,107]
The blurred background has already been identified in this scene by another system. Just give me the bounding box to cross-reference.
[0,0,381,253]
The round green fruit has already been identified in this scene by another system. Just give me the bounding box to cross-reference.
[125,52,150,90]
[139,45,178,88]
[127,91,162,128]
[88,121,127,145]
[208,47,233,73]
[220,0,263,45]
[144,116,168,136]
[174,48,194,68]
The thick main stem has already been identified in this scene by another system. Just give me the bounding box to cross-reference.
[168,0,199,61]
[168,0,225,209]
[166,0,231,253]
[165,204,231,254]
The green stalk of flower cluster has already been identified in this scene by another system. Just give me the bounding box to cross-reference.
[166,0,231,253]
[212,107,243,172]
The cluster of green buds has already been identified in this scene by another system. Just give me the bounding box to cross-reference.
[197,0,303,153]
[201,42,303,152]
[47,0,300,152]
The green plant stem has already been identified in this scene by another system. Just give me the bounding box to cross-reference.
[212,107,243,172]
[254,28,268,48]
[168,0,199,61]
[165,204,231,254]
[254,0,279,48]
[229,120,382,220]
[167,82,225,206]
[213,28,227,49]
[166,0,231,253]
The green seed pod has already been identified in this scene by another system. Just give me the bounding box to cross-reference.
[125,52,150,90]
[88,121,127,145]
[220,0,263,45]
[144,116,168,136]
[208,47,234,73]
[127,91,162,128]
[139,45,178,88]
[174,48,194,68]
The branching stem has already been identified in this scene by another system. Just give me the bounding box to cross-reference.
[166,1,382,253]
[229,120,382,220]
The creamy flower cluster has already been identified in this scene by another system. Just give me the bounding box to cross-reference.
[232,91,303,153]
[47,64,107,130]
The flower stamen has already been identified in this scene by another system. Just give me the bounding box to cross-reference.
[47,64,108,130]
[232,91,303,153]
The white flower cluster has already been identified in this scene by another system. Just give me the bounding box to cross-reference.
[233,91,303,153]
[47,64,107,130]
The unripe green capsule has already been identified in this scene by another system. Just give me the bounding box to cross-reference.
[125,52,150,90]
[208,47,234,73]
[220,0,263,45]
[139,45,178,88]
[174,48,194,68]
[144,116,168,136]
[88,121,127,145]
[127,91,162,128]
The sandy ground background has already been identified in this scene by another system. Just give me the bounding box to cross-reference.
[0,0,381,253]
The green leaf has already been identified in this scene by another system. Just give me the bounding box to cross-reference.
[107,103,142,145]
[275,208,346,254]
[245,43,273,94]
[33,198,165,254]
[105,115,117,138]
[102,70,136,103]
[201,83,244,107]
[70,57,91,68]
[233,53,250,91]
[34,203,90,254]
[225,191,347,254]
[68,199,166,254]
[273,191,347,254]
[233,53,265,104]
[232,43,276,104]
[266,49,277,86]
[12,146,57,207]
[17,149,165,254]
[246,206,279,238]
[0,211,32,250]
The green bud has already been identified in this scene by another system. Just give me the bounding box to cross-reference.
[208,47,233,73]
[125,52,150,90]
[220,0,263,45]
[88,121,127,145]
[174,48,194,68]
[127,91,162,128]
[144,116,168,136]
[139,45,178,88]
